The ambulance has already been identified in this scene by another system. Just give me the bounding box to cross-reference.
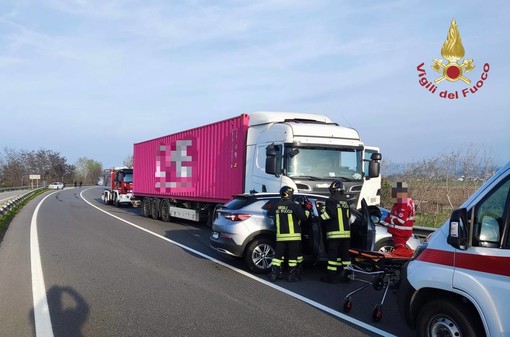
[398,161,510,337]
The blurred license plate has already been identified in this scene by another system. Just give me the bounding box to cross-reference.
[212,232,219,239]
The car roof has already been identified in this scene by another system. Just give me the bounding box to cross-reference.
[231,192,327,200]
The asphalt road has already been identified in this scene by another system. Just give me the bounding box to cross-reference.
[0,187,415,337]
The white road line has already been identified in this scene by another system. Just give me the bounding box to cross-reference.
[81,189,396,337]
[30,193,55,337]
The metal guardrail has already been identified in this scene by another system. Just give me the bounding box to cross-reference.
[0,186,31,193]
[0,188,45,216]
[413,225,437,240]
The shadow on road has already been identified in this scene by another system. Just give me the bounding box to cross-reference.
[30,285,90,337]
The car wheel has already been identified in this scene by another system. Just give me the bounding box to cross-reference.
[244,238,275,274]
[416,298,484,337]
[375,238,413,252]
[375,238,394,252]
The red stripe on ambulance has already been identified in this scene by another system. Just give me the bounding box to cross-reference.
[417,248,510,277]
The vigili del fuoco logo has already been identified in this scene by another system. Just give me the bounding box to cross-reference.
[417,19,490,99]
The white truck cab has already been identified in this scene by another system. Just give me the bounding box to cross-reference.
[244,111,381,209]
[398,161,510,337]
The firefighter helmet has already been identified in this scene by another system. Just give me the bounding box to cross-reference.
[279,186,294,199]
[329,180,345,194]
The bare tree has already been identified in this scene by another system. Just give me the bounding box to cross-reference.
[75,157,103,185]
[0,147,76,187]
[123,155,133,168]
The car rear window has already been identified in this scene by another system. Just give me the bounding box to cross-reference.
[223,197,251,210]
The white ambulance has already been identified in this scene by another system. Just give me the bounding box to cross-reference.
[398,161,510,337]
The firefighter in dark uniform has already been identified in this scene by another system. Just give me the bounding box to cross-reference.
[320,180,352,283]
[269,186,310,282]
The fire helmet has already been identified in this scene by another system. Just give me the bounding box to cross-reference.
[279,186,294,199]
[329,180,345,194]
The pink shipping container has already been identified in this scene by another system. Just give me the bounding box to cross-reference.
[133,114,250,204]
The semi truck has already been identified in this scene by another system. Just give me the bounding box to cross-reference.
[101,167,133,207]
[132,112,381,225]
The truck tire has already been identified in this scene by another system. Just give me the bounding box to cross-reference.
[142,198,151,218]
[244,237,275,274]
[104,192,113,205]
[416,298,485,337]
[114,193,120,207]
[151,198,160,220]
[160,199,171,222]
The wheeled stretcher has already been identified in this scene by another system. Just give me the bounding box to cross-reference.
[342,248,412,322]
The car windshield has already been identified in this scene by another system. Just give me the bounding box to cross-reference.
[123,173,133,183]
[285,147,363,181]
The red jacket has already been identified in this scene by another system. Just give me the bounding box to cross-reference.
[384,199,415,238]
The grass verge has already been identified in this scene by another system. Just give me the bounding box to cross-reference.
[0,189,48,244]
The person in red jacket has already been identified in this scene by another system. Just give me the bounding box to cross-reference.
[383,181,415,250]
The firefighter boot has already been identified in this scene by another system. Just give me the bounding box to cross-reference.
[269,266,282,282]
[287,268,300,282]
[338,268,352,283]
[320,270,340,284]
[296,263,303,281]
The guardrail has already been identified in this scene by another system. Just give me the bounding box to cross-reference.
[0,188,45,216]
[0,186,31,193]
[413,225,437,240]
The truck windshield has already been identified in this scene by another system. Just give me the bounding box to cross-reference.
[123,173,133,183]
[285,147,363,181]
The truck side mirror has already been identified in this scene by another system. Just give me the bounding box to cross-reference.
[266,143,277,156]
[368,161,380,178]
[367,152,381,178]
[370,152,382,161]
[265,143,279,176]
[447,208,469,250]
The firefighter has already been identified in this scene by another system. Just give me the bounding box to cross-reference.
[320,180,352,284]
[382,181,415,251]
[269,186,310,282]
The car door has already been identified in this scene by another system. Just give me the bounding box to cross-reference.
[350,198,376,251]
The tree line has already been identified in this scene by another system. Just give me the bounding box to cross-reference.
[0,147,103,187]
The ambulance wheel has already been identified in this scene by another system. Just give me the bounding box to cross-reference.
[416,298,484,337]
[372,304,382,322]
[343,297,352,312]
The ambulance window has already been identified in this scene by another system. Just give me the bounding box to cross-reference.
[473,177,510,248]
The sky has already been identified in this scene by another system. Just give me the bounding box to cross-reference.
[1,0,509,170]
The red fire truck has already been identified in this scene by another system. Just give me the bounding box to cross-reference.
[102,167,133,207]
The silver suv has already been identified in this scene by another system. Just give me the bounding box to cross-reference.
[210,193,421,274]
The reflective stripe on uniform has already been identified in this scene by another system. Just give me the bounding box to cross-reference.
[388,224,413,230]
[276,213,301,241]
[326,231,351,239]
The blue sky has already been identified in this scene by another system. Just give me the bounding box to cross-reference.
[1,0,509,169]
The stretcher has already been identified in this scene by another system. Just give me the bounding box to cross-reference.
[342,248,413,322]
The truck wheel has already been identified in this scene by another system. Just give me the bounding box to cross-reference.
[416,298,484,337]
[142,198,151,218]
[114,194,120,207]
[151,198,160,220]
[160,199,171,222]
[205,204,222,227]
[244,238,275,274]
